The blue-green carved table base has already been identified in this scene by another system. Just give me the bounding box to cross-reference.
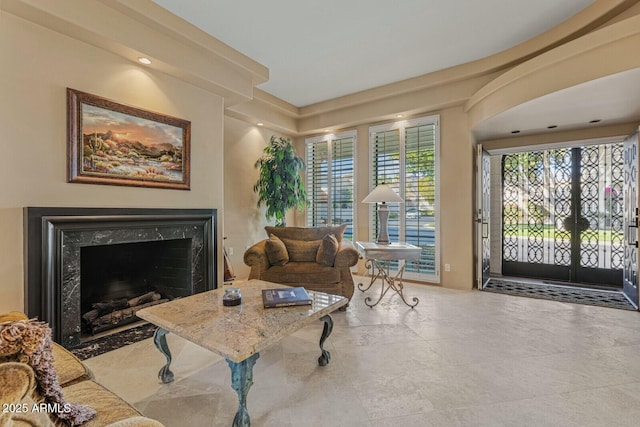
[318,314,333,366]
[227,353,259,427]
[151,314,335,426]
[153,327,174,384]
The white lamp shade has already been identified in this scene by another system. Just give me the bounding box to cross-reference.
[362,184,404,204]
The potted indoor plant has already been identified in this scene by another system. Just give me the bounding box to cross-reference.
[253,136,307,226]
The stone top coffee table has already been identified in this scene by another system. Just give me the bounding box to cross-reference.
[137,279,347,427]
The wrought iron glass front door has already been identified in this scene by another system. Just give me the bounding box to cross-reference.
[502,143,624,287]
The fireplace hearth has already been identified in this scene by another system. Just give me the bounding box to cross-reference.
[24,207,217,349]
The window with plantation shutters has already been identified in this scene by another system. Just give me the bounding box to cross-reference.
[306,131,356,239]
[371,129,401,270]
[369,116,440,282]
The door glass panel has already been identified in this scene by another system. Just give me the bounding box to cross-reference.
[579,144,624,270]
[502,148,572,266]
[551,149,573,266]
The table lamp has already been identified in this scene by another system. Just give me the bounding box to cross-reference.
[362,183,404,244]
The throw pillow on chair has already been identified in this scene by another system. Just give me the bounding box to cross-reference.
[316,234,339,266]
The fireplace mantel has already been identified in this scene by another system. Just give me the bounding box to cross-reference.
[24,207,217,347]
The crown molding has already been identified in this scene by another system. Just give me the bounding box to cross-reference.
[2,0,636,136]
[0,0,269,107]
[228,0,638,136]
[466,13,640,130]
[296,0,637,119]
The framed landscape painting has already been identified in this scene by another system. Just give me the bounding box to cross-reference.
[67,88,191,190]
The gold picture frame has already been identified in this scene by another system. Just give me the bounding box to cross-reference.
[67,88,190,190]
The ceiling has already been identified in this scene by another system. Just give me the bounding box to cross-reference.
[473,67,640,141]
[152,0,596,107]
[151,0,640,141]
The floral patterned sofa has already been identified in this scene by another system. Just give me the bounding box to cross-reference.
[0,311,164,427]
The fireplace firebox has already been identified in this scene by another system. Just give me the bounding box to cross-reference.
[80,239,192,337]
[24,207,217,349]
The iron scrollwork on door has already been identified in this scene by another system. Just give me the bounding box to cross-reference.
[502,143,624,284]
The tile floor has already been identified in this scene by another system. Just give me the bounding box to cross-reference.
[84,277,640,426]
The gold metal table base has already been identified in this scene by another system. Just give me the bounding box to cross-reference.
[358,259,419,308]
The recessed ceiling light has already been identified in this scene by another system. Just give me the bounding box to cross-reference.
[547,125,558,129]
[511,130,521,134]
[257,122,264,126]
[324,130,330,133]
[396,114,404,118]
[589,119,601,124]
[137,57,152,65]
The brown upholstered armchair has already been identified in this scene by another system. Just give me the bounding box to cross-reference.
[243,225,359,303]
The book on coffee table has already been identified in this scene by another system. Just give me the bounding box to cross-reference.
[262,286,312,308]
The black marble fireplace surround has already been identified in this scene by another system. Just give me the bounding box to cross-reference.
[24,207,217,349]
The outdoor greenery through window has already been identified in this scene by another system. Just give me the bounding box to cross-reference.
[369,115,439,281]
[305,131,356,239]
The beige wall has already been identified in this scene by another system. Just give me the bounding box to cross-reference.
[223,116,295,279]
[439,106,475,288]
[0,12,225,313]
